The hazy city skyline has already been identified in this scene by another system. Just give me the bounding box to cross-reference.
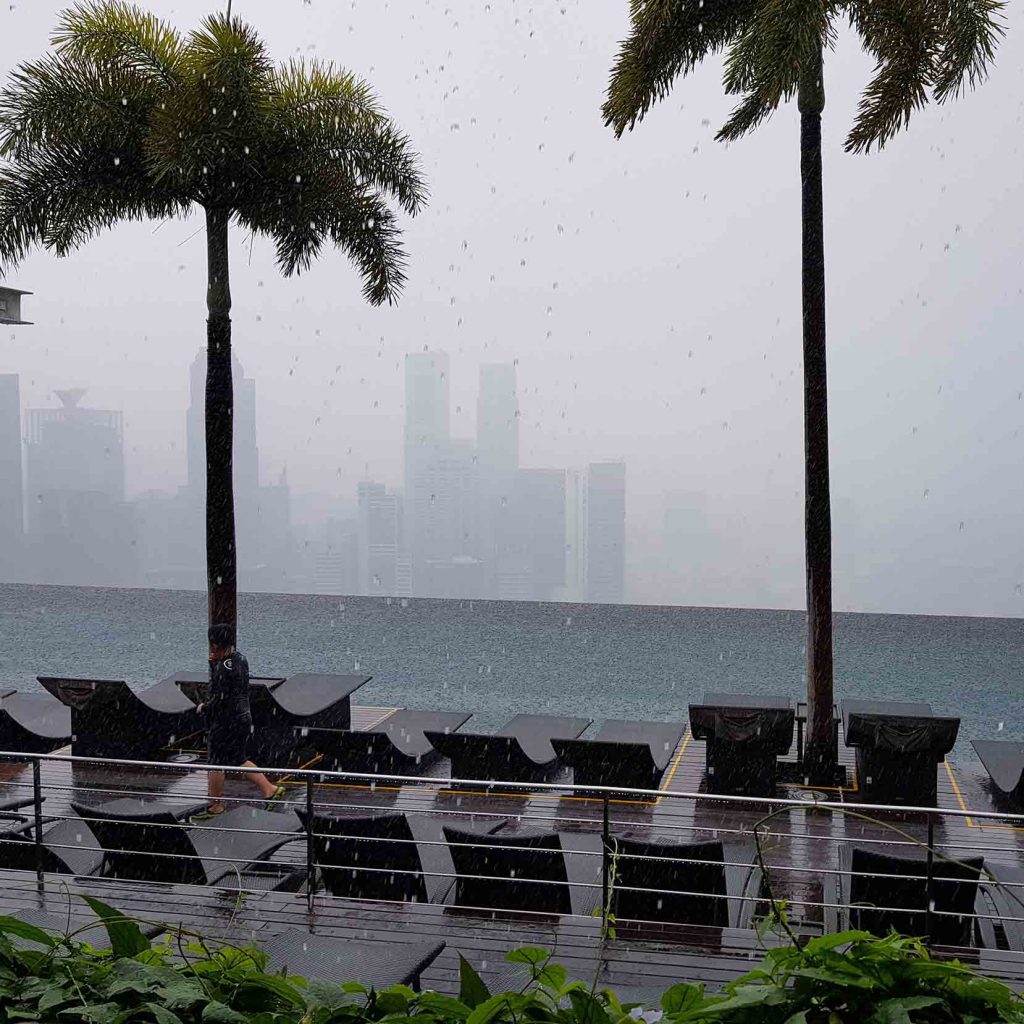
[2,0,1022,617]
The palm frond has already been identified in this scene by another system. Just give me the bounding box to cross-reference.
[603,0,756,136]
[717,0,833,141]
[932,0,1005,101]
[53,0,183,85]
[268,60,427,215]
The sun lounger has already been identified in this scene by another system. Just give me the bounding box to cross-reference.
[610,836,761,931]
[38,676,203,759]
[826,843,985,947]
[444,823,572,915]
[260,929,445,989]
[972,740,1024,808]
[978,861,1024,951]
[70,798,302,887]
[688,693,794,797]
[425,714,591,787]
[0,691,72,755]
[0,816,104,875]
[173,671,286,706]
[300,809,487,904]
[551,720,685,795]
[842,700,959,806]
[5,905,163,951]
[0,792,40,820]
[297,709,473,775]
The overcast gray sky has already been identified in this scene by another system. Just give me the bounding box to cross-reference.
[2,0,1022,617]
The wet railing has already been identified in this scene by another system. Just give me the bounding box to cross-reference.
[0,749,1022,957]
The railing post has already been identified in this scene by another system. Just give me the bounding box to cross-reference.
[32,757,44,891]
[305,773,316,917]
[925,811,935,946]
[601,794,610,926]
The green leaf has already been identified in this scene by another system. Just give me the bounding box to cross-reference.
[340,981,368,994]
[417,991,472,1019]
[238,974,308,1009]
[459,954,492,1008]
[466,992,517,1024]
[201,1002,248,1023]
[535,963,568,993]
[804,930,874,954]
[867,996,943,1024]
[0,915,57,948]
[60,1004,122,1024]
[566,988,611,1024]
[37,984,73,1012]
[374,990,409,1015]
[660,983,705,1014]
[504,947,549,966]
[783,1012,808,1024]
[79,895,150,958]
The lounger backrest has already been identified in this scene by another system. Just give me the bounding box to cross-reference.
[611,837,728,928]
[70,801,205,885]
[0,819,102,876]
[846,715,960,755]
[299,810,428,903]
[849,846,983,946]
[688,705,794,754]
[444,826,570,915]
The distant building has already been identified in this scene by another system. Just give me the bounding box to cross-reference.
[24,389,139,586]
[0,375,24,578]
[310,516,358,596]
[586,461,626,603]
[0,287,31,326]
[357,480,407,596]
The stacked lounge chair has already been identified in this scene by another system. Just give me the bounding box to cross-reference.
[972,740,1024,809]
[0,816,104,875]
[70,798,303,889]
[300,808,496,904]
[552,720,685,796]
[688,693,794,797]
[610,836,761,931]
[827,842,985,947]
[297,709,471,776]
[39,674,202,759]
[842,700,959,806]
[425,714,591,787]
[443,824,573,915]
[0,691,72,755]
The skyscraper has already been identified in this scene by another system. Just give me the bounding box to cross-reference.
[586,461,626,604]
[24,389,138,586]
[357,480,406,595]
[0,374,23,578]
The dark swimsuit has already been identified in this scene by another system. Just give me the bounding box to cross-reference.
[206,652,252,766]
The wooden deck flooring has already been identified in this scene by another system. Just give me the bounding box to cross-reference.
[2,706,1024,995]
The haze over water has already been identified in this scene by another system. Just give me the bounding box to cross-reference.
[1,583,1016,762]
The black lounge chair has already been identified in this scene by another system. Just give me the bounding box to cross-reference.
[444,824,572,915]
[0,792,40,820]
[425,714,591,787]
[0,816,104,875]
[38,676,202,759]
[610,836,760,931]
[298,709,472,775]
[688,693,794,797]
[4,905,163,951]
[261,929,445,989]
[827,843,985,947]
[0,691,72,755]
[299,809,482,904]
[842,700,959,806]
[972,740,1024,808]
[552,720,685,795]
[978,861,1024,951]
[70,798,302,887]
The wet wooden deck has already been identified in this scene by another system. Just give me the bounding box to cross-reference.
[1,706,1023,995]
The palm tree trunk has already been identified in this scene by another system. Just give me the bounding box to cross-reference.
[204,206,237,648]
[798,52,836,783]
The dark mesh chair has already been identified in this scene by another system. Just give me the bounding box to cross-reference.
[689,695,794,796]
[0,692,71,755]
[841,844,984,947]
[299,810,431,903]
[0,817,104,875]
[611,837,737,929]
[444,825,571,915]
[72,799,301,887]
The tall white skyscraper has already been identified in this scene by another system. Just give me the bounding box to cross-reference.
[586,461,626,604]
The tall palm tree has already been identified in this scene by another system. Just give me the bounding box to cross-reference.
[0,2,426,653]
[603,0,1003,780]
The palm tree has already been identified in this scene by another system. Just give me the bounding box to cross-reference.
[0,2,426,653]
[603,0,1003,781]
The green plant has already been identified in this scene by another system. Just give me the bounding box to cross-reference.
[1,895,1022,1024]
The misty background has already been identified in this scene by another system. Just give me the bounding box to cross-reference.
[1,0,1022,617]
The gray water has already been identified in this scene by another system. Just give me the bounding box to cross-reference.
[0,584,1020,759]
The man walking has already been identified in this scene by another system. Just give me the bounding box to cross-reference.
[201,623,284,814]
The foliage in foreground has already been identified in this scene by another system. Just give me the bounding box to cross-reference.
[0,898,1022,1024]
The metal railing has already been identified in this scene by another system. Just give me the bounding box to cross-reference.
[1,748,1023,957]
